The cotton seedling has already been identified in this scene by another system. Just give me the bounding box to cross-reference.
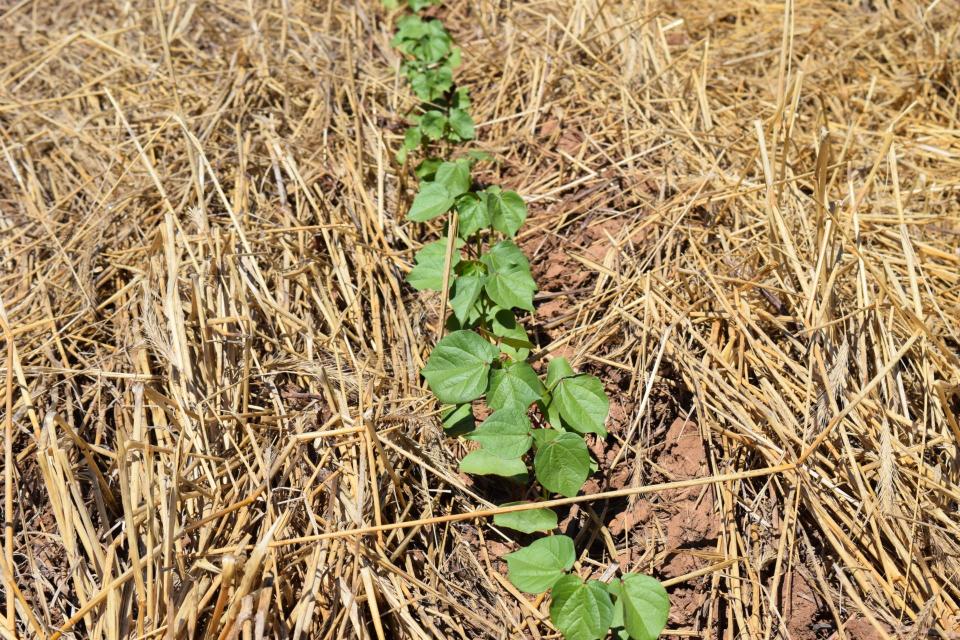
[388,3,668,639]
[389,13,475,162]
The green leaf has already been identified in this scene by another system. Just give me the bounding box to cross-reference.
[421,330,498,404]
[609,587,628,640]
[465,409,531,458]
[422,35,450,62]
[449,274,485,326]
[486,240,530,270]
[489,308,532,360]
[434,160,471,197]
[448,108,476,141]
[494,504,557,533]
[445,288,484,330]
[460,449,527,479]
[614,574,670,640]
[419,110,447,140]
[482,240,536,310]
[545,394,564,431]
[467,149,493,164]
[484,187,528,237]
[393,16,427,46]
[552,374,609,437]
[550,576,615,640]
[453,87,471,109]
[531,427,560,448]
[505,535,576,594]
[394,19,453,62]
[403,125,423,151]
[456,193,490,238]
[484,262,536,312]
[482,241,536,311]
[407,182,455,221]
[410,65,453,101]
[407,239,461,291]
[456,259,487,278]
[546,356,576,390]
[407,0,439,10]
[534,431,590,497]
[487,361,545,412]
[441,403,475,436]
[415,157,443,180]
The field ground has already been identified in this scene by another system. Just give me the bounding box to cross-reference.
[1,0,959,638]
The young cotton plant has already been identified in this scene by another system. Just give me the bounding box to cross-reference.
[389,13,475,163]
[387,2,668,637]
[405,160,670,640]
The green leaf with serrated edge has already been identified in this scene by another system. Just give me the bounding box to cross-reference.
[549,576,615,640]
[489,308,532,360]
[441,403,474,436]
[504,535,576,594]
[407,182,454,222]
[407,239,461,291]
[484,187,527,237]
[613,574,670,640]
[448,108,475,141]
[534,431,590,497]
[487,361,545,412]
[546,356,576,390]
[434,160,471,197]
[421,330,498,404]
[460,449,527,479]
[449,45,462,68]
[415,157,443,180]
[493,504,557,533]
[449,275,485,326]
[456,193,490,238]
[553,374,609,437]
[465,409,531,458]
[419,110,447,140]
[483,261,536,311]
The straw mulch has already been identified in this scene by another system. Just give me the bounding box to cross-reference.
[1,0,958,638]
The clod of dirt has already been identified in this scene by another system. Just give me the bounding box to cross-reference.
[780,571,824,640]
[844,616,894,640]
